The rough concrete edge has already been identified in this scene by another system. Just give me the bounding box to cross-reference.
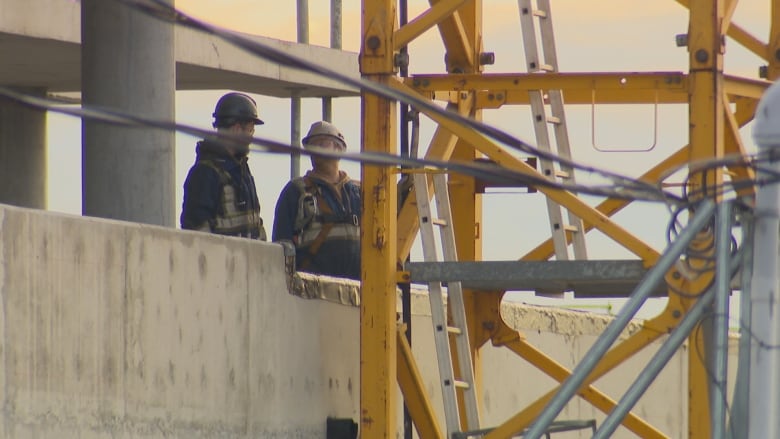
[289,272,361,307]
[498,301,644,338]
[284,273,646,338]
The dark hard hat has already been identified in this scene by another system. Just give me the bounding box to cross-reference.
[212,92,264,128]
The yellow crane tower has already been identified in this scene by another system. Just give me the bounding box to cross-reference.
[359,1,778,438]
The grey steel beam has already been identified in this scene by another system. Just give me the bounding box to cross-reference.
[594,220,744,439]
[729,206,753,439]
[593,287,715,438]
[406,260,668,297]
[711,201,733,438]
[523,199,716,439]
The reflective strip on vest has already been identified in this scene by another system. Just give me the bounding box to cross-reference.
[298,222,359,247]
[211,178,266,239]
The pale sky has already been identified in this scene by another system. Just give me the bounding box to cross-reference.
[46,0,768,318]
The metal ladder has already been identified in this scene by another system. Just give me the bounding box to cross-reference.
[518,0,587,261]
[413,171,480,437]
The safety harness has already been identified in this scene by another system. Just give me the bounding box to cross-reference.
[198,159,267,240]
[291,176,359,270]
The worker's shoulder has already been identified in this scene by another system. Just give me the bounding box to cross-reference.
[186,159,223,179]
[289,176,308,190]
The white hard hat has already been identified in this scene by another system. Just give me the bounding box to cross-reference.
[754,80,780,148]
[302,121,347,149]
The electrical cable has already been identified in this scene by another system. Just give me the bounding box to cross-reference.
[0,85,680,203]
[113,0,681,205]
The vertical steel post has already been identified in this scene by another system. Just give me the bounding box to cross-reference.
[322,0,341,122]
[711,201,733,438]
[523,200,716,439]
[291,89,302,179]
[729,210,753,439]
[292,0,309,179]
[360,0,397,437]
[297,0,309,43]
[331,0,342,50]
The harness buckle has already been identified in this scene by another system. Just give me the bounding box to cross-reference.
[351,214,359,226]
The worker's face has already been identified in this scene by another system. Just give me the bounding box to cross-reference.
[307,136,343,150]
[306,135,344,168]
[226,121,255,156]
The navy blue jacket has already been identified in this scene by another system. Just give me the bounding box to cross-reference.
[273,172,361,280]
[180,139,265,239]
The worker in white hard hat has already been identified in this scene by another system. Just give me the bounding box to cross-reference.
[272,121,361,280]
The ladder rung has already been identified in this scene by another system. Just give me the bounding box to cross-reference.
[432,218,448,227]
[447,326,462,335]
[413,172,480,433]
[519,0,589,262]
[454,380,471,390]
[563,224,580,233]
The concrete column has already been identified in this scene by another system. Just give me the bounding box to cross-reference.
[0,87,47,209]
[81,0,175,226]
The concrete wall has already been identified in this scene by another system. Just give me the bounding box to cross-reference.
[0,204,358,438]
[0,203,737,438]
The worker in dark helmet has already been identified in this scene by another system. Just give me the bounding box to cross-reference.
[273,121,361,280]
[180,92,267,240]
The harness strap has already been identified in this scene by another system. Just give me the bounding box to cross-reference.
[298,223,335,270]
[298,178,338,269]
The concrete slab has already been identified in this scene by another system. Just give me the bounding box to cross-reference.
[0,0,359,97]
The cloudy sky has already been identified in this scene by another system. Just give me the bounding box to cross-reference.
[47,0,769,315]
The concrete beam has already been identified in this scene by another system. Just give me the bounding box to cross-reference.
[0,0,359,98]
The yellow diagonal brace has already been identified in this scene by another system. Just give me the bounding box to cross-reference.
[523,146,686,261]
[394,0,469,50]
[397,326,443,439]
[430,0,473,70]
[723,95,756,197]
[390,79,660,264]
[730,24,770,59]
[522,102,755,262]
[485,313,679,439]
[722,0,738,32]
[499,338,667,439]
[724,75,771,100]
[676,0,768,60]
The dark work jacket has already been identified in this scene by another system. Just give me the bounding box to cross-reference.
[180,139,266,240]
[273,170,361,280]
